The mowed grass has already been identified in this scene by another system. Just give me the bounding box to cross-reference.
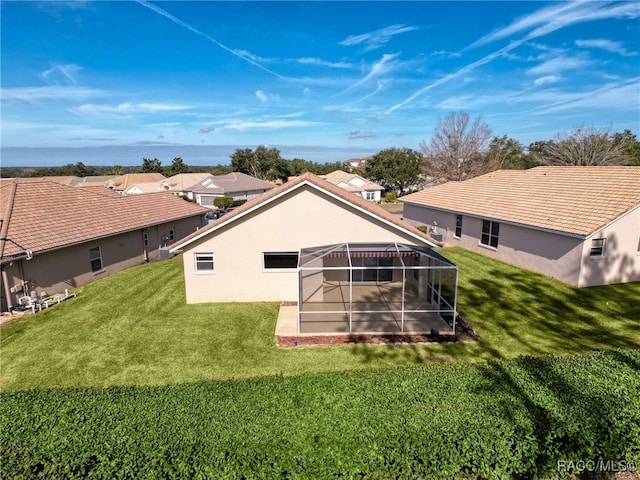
[1,248,638,389]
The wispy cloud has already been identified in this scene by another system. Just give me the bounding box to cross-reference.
[1,86,104,103]
[297,57,353,69]
[255,90,279,103]
[533,75,561,86]
[340,53,400,94]
[340,24,419,52]
[576,38,637,56]
[40,64,82,85]
[223,119,326,131]
[136,0,292,82]
[71,102,192,115]
[386,1,640,116]
[471,1,639,49]
[527,54,592,76]
[530,78,640,114]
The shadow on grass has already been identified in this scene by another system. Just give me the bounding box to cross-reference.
[471,350,640,479]
[345,249,639,364]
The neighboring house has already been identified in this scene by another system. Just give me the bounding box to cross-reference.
[71,175,118,188]
[185,172,275,208]
[107,173,167,192]
[123,173,213,196]
[400,166,640,288]
[0,181,209,312]
[164,173,212,196]
[169,173,458,336]
[344,156,371,171]
[320,170,384,202]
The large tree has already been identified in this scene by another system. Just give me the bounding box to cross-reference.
[420,111,493,183]
[141,158,163,173]
[364,147,425,194]
[165,157,190,176]
[530,126,637,166]
[486,135,535,170]
[230,146,288,181]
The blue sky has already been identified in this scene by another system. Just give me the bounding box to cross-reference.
[1,1,639,166]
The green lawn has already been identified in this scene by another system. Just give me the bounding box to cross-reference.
[1,248,638,389]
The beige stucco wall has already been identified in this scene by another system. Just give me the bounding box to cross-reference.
[578,207,640,287]
[403,202,640,287]
[181,186,431,303]
[1,216,203,311]
[402,203,585,286]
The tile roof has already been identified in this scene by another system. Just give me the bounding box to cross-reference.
[165,173,212,191]
[320,170,384,192]
[400,166,640,237]
[0,181,209,260]
[108,173,166,190]
[171,172,440,251]
[188,172,275,194]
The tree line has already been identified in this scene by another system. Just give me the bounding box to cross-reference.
[5,112,639,197]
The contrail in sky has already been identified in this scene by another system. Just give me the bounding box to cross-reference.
[135,0,291,83]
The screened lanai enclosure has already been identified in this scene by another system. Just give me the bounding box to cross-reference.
[298,243,458,336]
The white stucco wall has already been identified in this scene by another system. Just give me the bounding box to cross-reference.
[181,186,430,303]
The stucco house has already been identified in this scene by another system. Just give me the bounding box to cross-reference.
[400,166,640,288]
[107,173,167,192]
[320,170,384,202]
[0,180,209,311]
[184,172,275,208]
[170,173,458,336]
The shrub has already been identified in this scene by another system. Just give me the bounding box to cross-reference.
[213,196,234,209]
[1,349,639,478]
[384,191,397,202]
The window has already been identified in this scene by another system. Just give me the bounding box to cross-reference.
[352,257,394,283]
[481,220,500,248]
[168,229,175,242]
[143,232,149,247]
[455,215,463,238]
[364,191,376,201]
[89,246,103,273]
[590,238,606,257]
[195,253,214,272]
[263,252,299,269]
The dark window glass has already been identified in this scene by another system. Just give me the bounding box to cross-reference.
[264,253,299,269]
[89,247,103,273]
[481,220,500,248]
[455,215,463,237]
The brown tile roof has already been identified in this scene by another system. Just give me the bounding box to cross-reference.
[400,166,640,237]
[2,176,79,185]
[0,181,209,260]
[170,172,440,251]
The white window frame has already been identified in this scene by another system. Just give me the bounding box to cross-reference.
[263,252,299,270]
[454,215,463,238]
[590,238,606,257]
[195,252,215,273]
[89,246,104,273]
[480,220,500,249]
